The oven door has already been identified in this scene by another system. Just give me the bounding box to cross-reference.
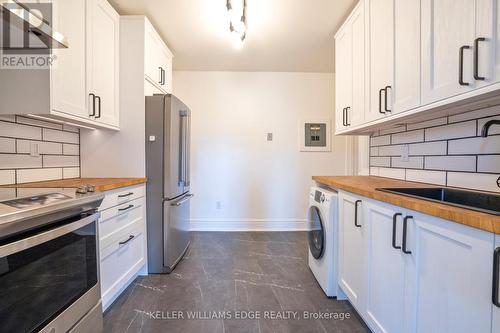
[0,212,101,333]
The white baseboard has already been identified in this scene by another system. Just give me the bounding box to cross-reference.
[190,218,308,232]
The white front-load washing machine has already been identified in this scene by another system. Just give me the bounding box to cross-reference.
[307,186,340,297]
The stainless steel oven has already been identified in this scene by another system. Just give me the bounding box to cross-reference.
[0,191,104,333]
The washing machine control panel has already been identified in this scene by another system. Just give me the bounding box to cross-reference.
[314,190,326,204]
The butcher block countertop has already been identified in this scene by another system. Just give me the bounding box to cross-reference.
[1,178,147,192]
[313,176,500,234]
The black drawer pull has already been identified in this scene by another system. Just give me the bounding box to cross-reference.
[379,88,386,114]
[459,45,471,86]
[392,213,402,250]
[118,192,134,198]
[384,86,392,112]
[345,106,351,126]
[119,235,134,245]
[474,37,486,81]
[118,204,134,212]
[354,200,362,228]
[493,247,500,307]
[402,215,412,254]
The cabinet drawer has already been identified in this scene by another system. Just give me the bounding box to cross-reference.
[100,214,144,255]
[99,223,144,304]
[99,197,144,239]
[99,185,145,211]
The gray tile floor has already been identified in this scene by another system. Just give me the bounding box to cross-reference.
[103,232,370,333]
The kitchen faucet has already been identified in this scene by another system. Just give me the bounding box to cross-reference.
[480,119,500,137]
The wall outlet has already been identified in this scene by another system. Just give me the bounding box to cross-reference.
[216,201,222,210]
[266,133,273,141]
[401,144,409,162]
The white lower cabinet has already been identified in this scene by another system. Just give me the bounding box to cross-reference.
[338,190,496,333]
[98,184,147,310]
[338,192,366,311]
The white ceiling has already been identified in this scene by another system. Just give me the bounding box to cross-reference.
[109,0,357,72]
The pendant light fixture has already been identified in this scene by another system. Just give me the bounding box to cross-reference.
[226,0,247,49]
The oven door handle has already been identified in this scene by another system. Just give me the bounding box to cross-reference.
[0,212,100,258]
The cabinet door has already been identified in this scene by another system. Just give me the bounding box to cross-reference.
[338,192,366,312]
[50,0,88,119]
[364,201,406,333]
[145,23,165,89]
[475,0,499,87]
[421,0,478,104]
[350,2,365,126]
[334,25,352,132]
[404,213,494,333]
[392,0,420,113]
[87,0,120,127]
[366,0,393,121]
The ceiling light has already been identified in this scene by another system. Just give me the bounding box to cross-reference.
[226,0,246,48]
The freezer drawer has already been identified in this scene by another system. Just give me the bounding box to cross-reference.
[163,193,192,271]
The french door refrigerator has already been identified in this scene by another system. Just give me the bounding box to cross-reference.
[146,94,192,273]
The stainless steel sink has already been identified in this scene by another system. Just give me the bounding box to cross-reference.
[377,187,500,215]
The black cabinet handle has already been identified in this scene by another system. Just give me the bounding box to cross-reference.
[384,86,392,112]
[354,200,362,228]
[118,204,134,212]
[402,215,412,254]
[118,192,134,198]
[493,247,500,307]
[345,106,351,126]
[459,45,471,86]
[474,37,486,81]
[119,235,135,245]
[89,93,96,117]
[95,96,101,119]
[379,88,386,114]
[392,213,402,250]
[158,67,163,84]
[342,107,346,126]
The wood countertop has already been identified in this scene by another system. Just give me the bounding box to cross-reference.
[313,176,500,234]
[1,178,147,192]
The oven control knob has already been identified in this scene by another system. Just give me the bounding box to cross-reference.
[86,184,96,192]
[76,186,87,194]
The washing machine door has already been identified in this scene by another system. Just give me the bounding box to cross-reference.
[308,206,325,259]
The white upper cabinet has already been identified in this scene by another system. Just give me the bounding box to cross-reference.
[50,0,88,119]
[334,1,365,133]
[392,0,421,113]
[366,0,393,121]
[144,20,173,94]
[404,212,494,333]
[87,0,120,127]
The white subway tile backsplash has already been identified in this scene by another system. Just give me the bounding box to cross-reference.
[409,141,447,156]
[425,156,476,172]
[369,108,499,192]
[406,117,447,131]
[406,169,446,186]
[424,120,476,141]
[17,168,63,183]
[447,172,500,192]
[0,154,42,169]
[379,145,405,156]
[0,188,16,200]
[392,130,424,144]
[477,155,500,173]
[0,138,16,153]
[379,125,407,135]
[42,128,79,144]
[0,170,15,185]
[370,156,391,167]
[448,136,500,155]
[0,121,41,140]
[391,156,424,169]
[0,118,80,184]
[370,135,391,146]
[43,155,79,168]
[17,140,63,155]
[63,144,79,155]
[379,167,405,180]
[63,167,80,179]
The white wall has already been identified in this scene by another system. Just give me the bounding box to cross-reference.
[173,71,350,231]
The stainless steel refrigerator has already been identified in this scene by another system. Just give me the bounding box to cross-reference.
[145,94,192,273]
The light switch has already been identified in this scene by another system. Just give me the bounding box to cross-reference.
[266,133,273,141]
[30,142,39,157]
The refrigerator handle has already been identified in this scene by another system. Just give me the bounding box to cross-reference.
[179,111,188,186]
[185,112,191,186]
